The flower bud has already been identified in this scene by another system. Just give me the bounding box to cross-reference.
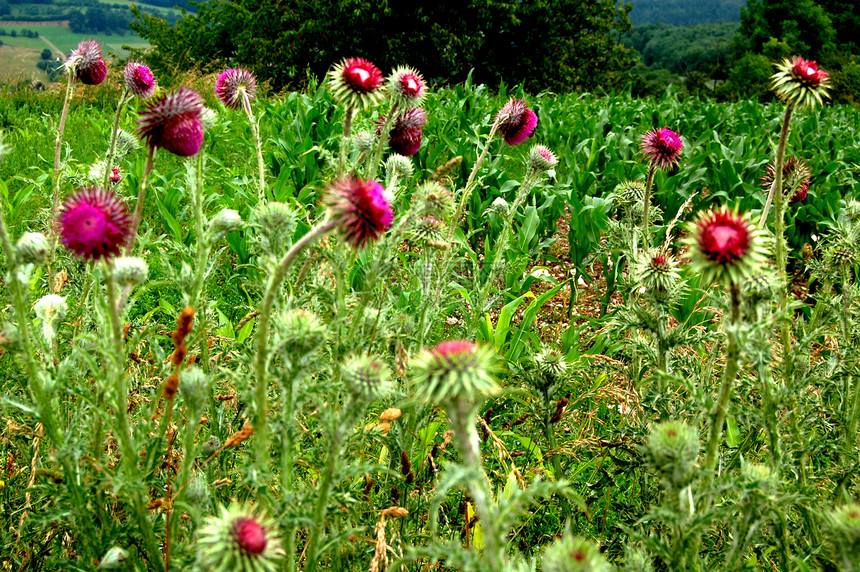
[112,257,149,288]
[532,348,567,390]
[196,504,284,569]
[33,295,67,344]
[208,209,243,241]
[543,534,612,572]
[828,503,860,567]
[186,473,210,506]
[413,340,498,405]
[180,366,209,413]
[252,201,297,255]
[201,435,221,458]
[342,354,392,402]
[528,144,557,175]
[16,232,49,264]
[645,420,700,488]
[385,154,414,183]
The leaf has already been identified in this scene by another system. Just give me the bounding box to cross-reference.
[494,292,534,349]
[236,317,255,344]
[726,415,740,448]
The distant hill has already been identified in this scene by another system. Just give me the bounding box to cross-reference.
[628,0,746,25]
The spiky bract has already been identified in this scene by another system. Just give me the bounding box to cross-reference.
[124,62,156,99]
[216,68,257,109]
[59,187,132,261]
[69,39,107,85]
[326,177,393,249]
[413,181,453,221]
[685,206,768,285]
[640,127,683,170]
[387,66,426,106]
[137,87,205,157]
[195,504,284,572]
[413,340,499,405]
[634,249,681,301]
[645,420,700,488]
[496,98,538,146]
[328,57,383,110]
[771,56,831,109]
[528,144,558,174]
[342,355,392,401]
[761,156,811,204]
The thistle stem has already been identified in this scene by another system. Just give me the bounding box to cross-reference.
[542,388,572,520]
[47,71,77,293]
[103,89,130,189]
[366,100,398,182]
[253,219,339,486]
[242,93,266,201]
[337,106,355,177]
[640,162,657,254]
[125,146,156,255]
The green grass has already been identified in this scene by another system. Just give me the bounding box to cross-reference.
[0,45,48,81]
[0,24,149,57]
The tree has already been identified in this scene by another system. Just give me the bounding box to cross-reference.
[41,48,51,60]
[737,0,834,58]
[131,0,635,92]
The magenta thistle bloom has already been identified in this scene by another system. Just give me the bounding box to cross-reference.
[328,57,384,110]
[386,107,427,156]
[137,87,205,157]
[109,167,121,184]
[69,39,107,86]
[685,206,768,284]
[124,61,156,99]
[231,517,267,555]
[196,504,284,569]
[771,56,831,109]
[495,98,538,146]
[387,66,426,105]
[640,127,683,170]
[215,68,257,110]
[59,187,132,261]
[326,177,393,249]
[761,156,811,205]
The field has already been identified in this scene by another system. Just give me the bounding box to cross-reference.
[0,65,859,571]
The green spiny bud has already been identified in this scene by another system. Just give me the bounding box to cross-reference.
[33,294,67,344]
[342,354,392,401]
[385,154,413,182]
[353,131,375,155]
[533,348,567,390]
[186,473,210,506]
[413,340,498,405]
[742,269,778,305]
[413,181,453,222]
[208,208,243,241]
[112,256,149,288]
[16,232,49,264]
[180,366,209,413]
[543,535,612,572]
[195,503,284,571]
[275,309,326,365]
[200,106,218,132]
[528,144,558,175]
[485,196,509,218]
[201,435,221,458]
[645,420,700,488]
[634,249,680,300]
[253,201,297,255]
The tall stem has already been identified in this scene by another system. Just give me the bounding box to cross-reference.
[542,389,572,520]
[337,106,355,177]
[703,281,741,475]
[253,219,339,484]
[48,71,77,293]
[366,100,398,182]
[770,105,794,383]
[242,94,266,201]
[103,89,130,189]
[451,120,499,242]
[639,162,657,255]
[125,147,156,255]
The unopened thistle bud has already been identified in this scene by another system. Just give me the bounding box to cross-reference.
[111,256,149,288]
[543,534,612,572]
[252,201,297,255]
[186,473,210,506]
[33,295,67,344]
[410,216,447,246]
[413,340,498,405]
[645,420,700,488]
[825,229,858,268]
[533,348,567,389]
[196,504,284,571]
[16,232,49,264]
[385,154,413,183]
[208,209,243,241]
[276,309,326,364]
[528,144,558,175]
[761,156,811,205]
[97,546,129,570]
[413,181,453,221]
[201,435,221,458]
[742,269,778,305]
[180,366,209,413]
[342,355,392,402]
[771,56,831,109]
[485,196,509,218]
[634,249,680,300]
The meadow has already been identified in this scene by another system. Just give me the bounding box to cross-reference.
[0,52,859,571]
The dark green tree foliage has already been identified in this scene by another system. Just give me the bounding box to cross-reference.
[737,0,835,58]
[624,21,738,75]
[629,0,744,25]
[130,0,636,92]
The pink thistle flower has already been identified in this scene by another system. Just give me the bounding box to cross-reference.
[495,98,538,146]
[215,68,257,110]
[685,206,768,284]
[69,39,107,86]
[414,340,499,404]
[124,61,156,99]
[791,57,828,88]
[761,156,811,205]
[137,87,205,157]
[771,56,831,109]
[231,517,267,555]
[328,57,384,110]
[528,144,558,173]
[59,187,131,261]
[109,167,121,184]
[386,107,427,156]
[326,177,393,249]
[640,127,683,170]
[387,66,426,105]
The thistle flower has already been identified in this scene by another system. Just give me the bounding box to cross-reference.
[59,187,132,261]
[387,66,426,106]
[137,86,205,157]
[771,56,831,109]
[109,167,122,184]
[634,249,680,299]
[640,127,683,170]
[685,206,768,285]
[528,144,558,174]
[216,68,257,110]
[386,107,427,156]
[123,61,156,99]
[645,420,700,488]
[68,39,106,85]
[413,340,498,405]
[543,535,612,572]
[342,355,392,401]
[326,177,393,248]
[495,98,538,146]
[196,504,284,572]
[328,57,384,110]
[16,232,50,264]
[761,156,811,204]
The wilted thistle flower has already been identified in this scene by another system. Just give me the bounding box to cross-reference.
[68,39,106,85]
[387,66,426,106]
[59,187,132,261]
[645,420,700,488]
[543,535,612,572]
[761,156,811,204]
[124,61,156,99]
[495,98,538,146]
[413,340,498,405]
[413,181,453,221]
[328,57,384,110]
[216,68,257,109]
[640,127,683,170]
[111,256,149,288]
[528,144,558,175]
[685,206,768,285]
[326,177,393,249]
[342,355,392,401]
[16,232,50,264]
[196,504,284,572]
[385,154,413,182]
[384,107,427,157]
[771,56,831,109]
[137,86,205,157]
[208,209,243,241]
[634,249,680,300]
